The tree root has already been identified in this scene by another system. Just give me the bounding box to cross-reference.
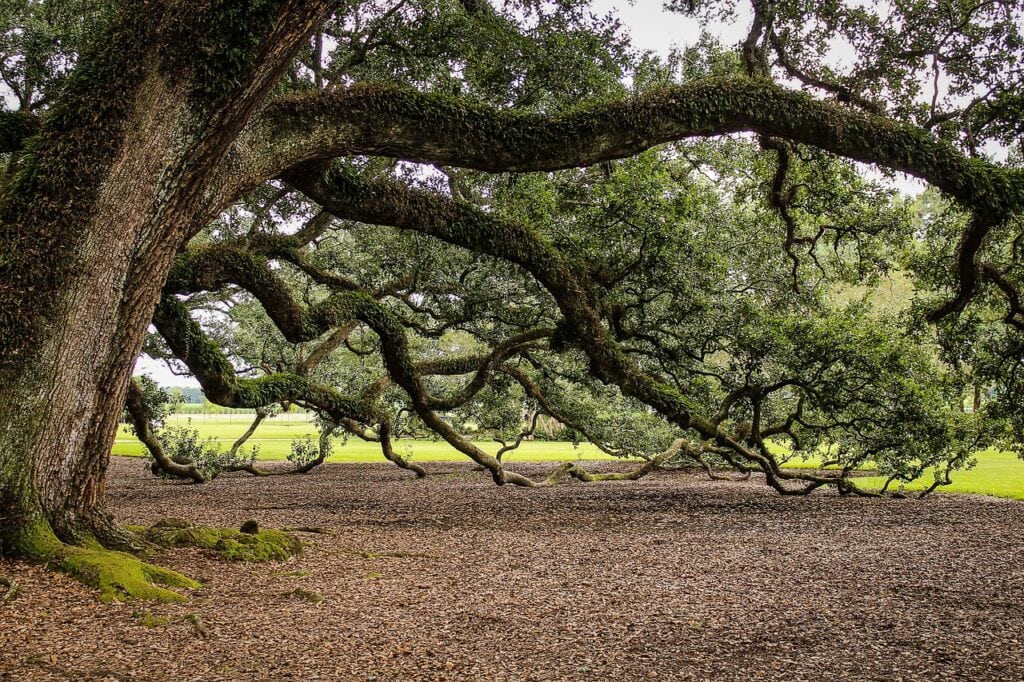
[11,517,301,603]
[1,576,21,603]
[138,519,303,562]
[10,518,200,603]
[59,546,201,603]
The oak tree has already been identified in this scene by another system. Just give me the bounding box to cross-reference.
[1,0,1022,597]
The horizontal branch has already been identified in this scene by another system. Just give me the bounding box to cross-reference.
[567,438,686,482]
[245,77,1024,218]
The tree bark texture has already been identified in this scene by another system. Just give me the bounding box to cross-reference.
[0,1,329,555]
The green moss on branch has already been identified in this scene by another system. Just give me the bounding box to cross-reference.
[260,78,1024,219]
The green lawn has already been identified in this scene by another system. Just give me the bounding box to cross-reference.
[113,413,611,462]
[853,449,1024,501]
[778,448,1024,500]
[116,414,1024,500]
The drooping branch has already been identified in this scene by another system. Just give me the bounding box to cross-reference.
[152,295,437,479]
[151,296,375,425]
[981,263,1024,330]
[167,237,550,419]
[221,420,339,477]
[237,73,1024,326]
[124,379,207,483]
[926,211,1002,322]
[499,365,623,458]
[377,420,427,478]
[289,165,879,493]
[226,408,271,459]
[162,252,542,485]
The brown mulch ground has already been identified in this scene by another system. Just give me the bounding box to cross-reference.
[2,457,1024,681]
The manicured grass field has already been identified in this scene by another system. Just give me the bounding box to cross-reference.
[114,414,1024,500]
[855,449,1024,501]
[113,413,610,462]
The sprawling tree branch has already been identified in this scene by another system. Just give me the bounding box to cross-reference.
[288,163,883,495]
[124,379,207,483]
[242,78,1024,220]
[152,296,375,424]
[228,74,1024,325]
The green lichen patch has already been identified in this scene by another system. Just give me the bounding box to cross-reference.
[215,530,301,561]
[140,519,302,562]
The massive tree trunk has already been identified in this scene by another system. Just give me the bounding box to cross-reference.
[0,2,327,564]
[0,7,178,555]
[0,73,194,550]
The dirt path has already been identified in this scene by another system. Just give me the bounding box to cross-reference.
[3,457,1024,681]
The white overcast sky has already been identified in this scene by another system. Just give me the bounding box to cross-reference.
[590,0,747,55]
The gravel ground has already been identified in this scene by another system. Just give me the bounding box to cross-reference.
[2,456,1024,681]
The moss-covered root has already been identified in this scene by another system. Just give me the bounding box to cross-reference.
[60,547,200,603]
[140,519,303,562]
[13,519,199,603]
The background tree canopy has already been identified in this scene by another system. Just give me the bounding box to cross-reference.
[0,0,1022,591]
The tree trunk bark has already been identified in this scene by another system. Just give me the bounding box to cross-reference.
[0,2,328,564]
[0,69,201,552]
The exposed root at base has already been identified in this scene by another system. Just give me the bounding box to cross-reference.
[9,514,299,603]
[8,518,200,603]
[58,546,200,603]
[137,519,303,561]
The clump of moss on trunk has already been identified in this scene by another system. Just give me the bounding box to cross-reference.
[140,519,302,561]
